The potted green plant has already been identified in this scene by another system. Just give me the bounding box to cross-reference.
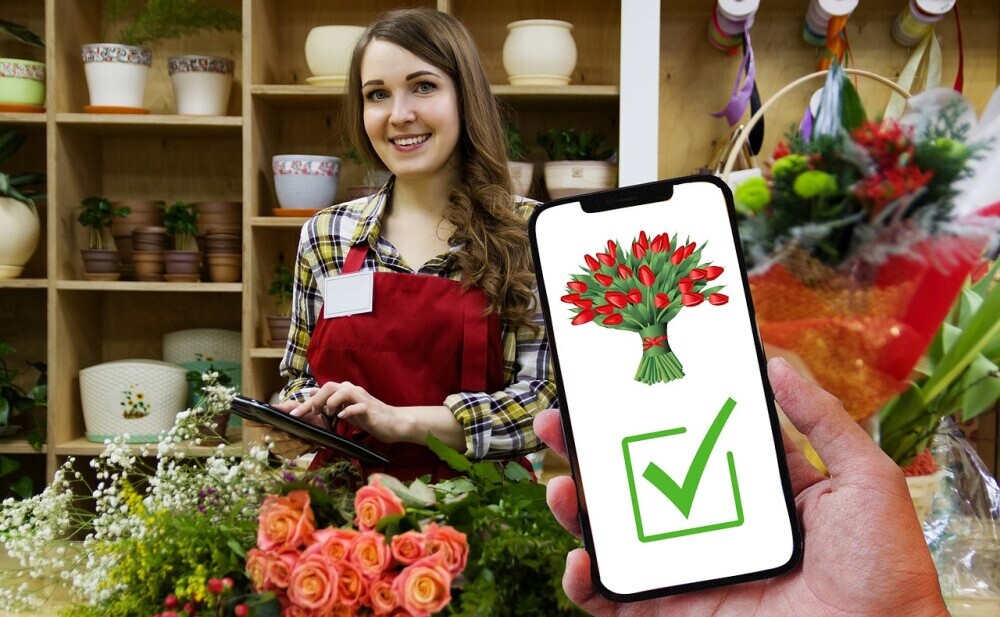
[0,339,46,448]
[77,196,129,280]
[537,128,617,199]
[267,260,294,347]
[83,0,242,111]
[343,147,391,201]
[0,20,46,110]
[505,123,534,197]
[0,129,44,279]
[162,201,201,282]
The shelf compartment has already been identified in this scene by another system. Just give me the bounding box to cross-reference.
[0,440,46,455]
[55,436,246,458]
[0,113,47,125]
[55,113,242,137]
[0,279,47,289]
[56,281,242,293]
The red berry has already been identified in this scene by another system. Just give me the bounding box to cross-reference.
[183,603,196,615]
[222,577,234,590]
[162,612,179,617]
[164,594,178,609]
[206,578,224,595]
[234,605,250,617]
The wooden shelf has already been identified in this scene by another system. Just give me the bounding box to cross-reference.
[0,440,46,455]
[251,347,285,358]
[54,113,242,137]
[56,281,243,293]
[252,216,311,227]
[0,279,47,289]
[55,436,246,458]
[249,84,619,108]
[0,112,47,125]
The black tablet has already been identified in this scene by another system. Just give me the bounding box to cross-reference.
[230,395,389,465]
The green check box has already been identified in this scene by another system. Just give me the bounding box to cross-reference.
[622,397,744,543]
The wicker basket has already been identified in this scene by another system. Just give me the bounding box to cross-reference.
[163,328,241,364]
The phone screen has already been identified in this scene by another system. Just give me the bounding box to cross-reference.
[530,177,800,599]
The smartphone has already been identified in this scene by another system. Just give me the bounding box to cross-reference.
[230,395,389,465]
[529,176,801,600]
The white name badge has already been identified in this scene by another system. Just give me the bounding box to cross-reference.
[324,271,374,318]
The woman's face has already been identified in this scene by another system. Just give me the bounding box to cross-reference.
[360,40,461,182]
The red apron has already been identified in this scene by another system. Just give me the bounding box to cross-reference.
[305,242,507,482]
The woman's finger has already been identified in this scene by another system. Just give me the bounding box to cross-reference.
[337,402,368,420]
[563,549,617,617]
[291,383,337,417]
[533,409,567,458]
[546,476,582,538]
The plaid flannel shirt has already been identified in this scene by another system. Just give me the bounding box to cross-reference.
[279,183,557,459]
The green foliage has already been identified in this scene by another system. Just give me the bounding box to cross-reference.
[0,19,44,48]
[162,201,199,251]
[104,0,242,47]
[537,129,614,161]
[504,123,529,162]
[0,341,46,437]
[0,455,33,500]
[268,260,294,317]
[78,197,130,250]
[0,129,46,208]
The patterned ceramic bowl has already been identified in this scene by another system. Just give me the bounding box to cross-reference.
[81,44,152,66]
[0,58,45,106]
[273,155,341,208]
[79,359,187,443]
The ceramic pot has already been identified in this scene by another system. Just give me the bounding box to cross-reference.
[0,59,45,106]
[81,248,121,280]
[133,249,165,282]
[272,155,340,209]
[79,359,187,442]
[163,328,242,364]
[0,196,40,279]
[502,20,577,86]
[112,200,164,279]
[267,316,291,348]
[82,44,151,109]
[508,161,535,196]
[169,55,234,116]
[207,253,241,283]
[132,226,169,252]
[543,161,617,199]
[303,26,366,85]
[164,250,202,282]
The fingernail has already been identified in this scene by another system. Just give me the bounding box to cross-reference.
[338,411,345,418]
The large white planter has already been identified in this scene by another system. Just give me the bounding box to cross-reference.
[0,196,40,279]
[79,359,188,443]
[169,55,234,116]
[304,25,366,86]
[543,161,617,200]
[163,328,242,364]
[507,161,534,197]
[82,44,151,109]
[503,19,577,86]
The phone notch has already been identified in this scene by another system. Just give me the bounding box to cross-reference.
[580,181,673,214]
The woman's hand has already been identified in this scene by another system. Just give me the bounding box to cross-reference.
[290,381,406,444]
[245,401,314,460]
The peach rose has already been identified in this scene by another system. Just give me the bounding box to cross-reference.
[336,560,368,608]
[331,605,358,617]
[423,523,469,576]
[281,604,319,617]
[259,490,316,550]
[306,527,360,563]
[246,548,271,591]
[354,476,405,531]
[390,531,426,566]
[268,546,301,589]
[369,573,399,615]
[287,553,339,612]
[392,555,453,617]
[350,530,392,579]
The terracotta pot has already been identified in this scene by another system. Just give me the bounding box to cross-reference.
[204,235,242,253]
[267,316,291,347]
[133,249,165,281]
[0,196,40,279]
[164,250,201,282]
[113,200,164,279]
[132,225,169,251]
[207,253,241,282]
[81,248,120,280]
[195,202,242,234]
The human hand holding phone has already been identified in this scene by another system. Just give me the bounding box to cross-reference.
[245,400,313,459]
[535,357,949,617]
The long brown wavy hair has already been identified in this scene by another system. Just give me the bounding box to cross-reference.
[344,8,537,333]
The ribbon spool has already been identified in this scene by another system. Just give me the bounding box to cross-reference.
[803,0,858,46]
[892,0,955,47]
[708,0,759,52]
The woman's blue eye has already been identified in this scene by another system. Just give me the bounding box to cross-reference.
[365,89,389,101]
[415,81,436,94]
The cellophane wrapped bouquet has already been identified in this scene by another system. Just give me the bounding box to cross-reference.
[734,63,1000,428]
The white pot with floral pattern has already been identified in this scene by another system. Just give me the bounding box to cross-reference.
[81,44,152,109]
[79,359,188,443]
[169,55,234,116]
[272,155,341,209]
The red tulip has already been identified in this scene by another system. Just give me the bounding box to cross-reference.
[684,242,696,258]
[689,268,707,281]
[638,265,655,287]
[607,240,616,255]
[706,266,724,280]
[575,298,593,309]
[709,293,729,306]
[682,292,703,307]
[572,310,595,325]
[561,293,581,304]
[597,252,616,267]
[602,313,624,326]
[585,254,600,270]
[605,291,628,308]
[595,273,613,286]
[654,293,670,309]
[651,233,670,253]
[617,264,633,278]
[632,242,646,260]
[670,247,684,265]
[595,303,615,315]
[568,281,588,293]
[677,277,692,294]
[627,288,643,304]
[639,231,649,250]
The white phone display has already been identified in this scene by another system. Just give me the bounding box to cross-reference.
[529,177,801,600]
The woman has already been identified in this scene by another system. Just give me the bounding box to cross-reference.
[266,8,557,481]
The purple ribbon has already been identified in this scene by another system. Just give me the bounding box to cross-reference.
[711,23,756,126]
[799,106,814,142]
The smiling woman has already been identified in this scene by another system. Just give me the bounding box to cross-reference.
[260,8,558,483]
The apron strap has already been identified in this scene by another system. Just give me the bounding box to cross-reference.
[343,243,368,273]
[461,290,489,392]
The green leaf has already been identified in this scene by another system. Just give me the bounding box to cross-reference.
[0,341,14,357]
[970,259,1000,298]
[23,429,44,452]
[472,462,502,485]
[407,478,437,504]
[226,538,247,559]
[0,454,19,478]
[957,288,983,328]
[9,475,32,499]
[960,356,1000,422]
[0,19,45,48]
[0,398,9,426]
[504,461,532,482]
[377,474,436,508]
[839,77,867,132]
[426,432,472,472]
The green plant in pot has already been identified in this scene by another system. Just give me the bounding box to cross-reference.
[267,260,294,348]
[162,200,201,282]
[537,128,617,200]
[0,20,46,109]
[505,122,534,197]
[0,129,45,279]
[77,196,130,281]
[343,147,391,200]
[0,339,46,446]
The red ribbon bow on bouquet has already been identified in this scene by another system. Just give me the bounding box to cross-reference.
[642,335,669,351]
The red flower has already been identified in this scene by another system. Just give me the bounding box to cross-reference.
[709,293,729,306]
[605,291,627,308]
[651,233,670,253]
[670,248,684,265]
[683,242,696,258]
[595,304,615,315]
[772,140,791,160]
[682,292,704,307]
[602,313,623,326]
[627,288,642,304]
[654,293,670,309]
[584,254,600,271]
[705,266,724,280]
[851,119,914,168]
[617,264,633,278]
[575,298,593,309]
[560,293,580,304]
[638,265,655,287]
[594,273,614,287]
[568,281,587,293]
[677,278,693,294]
[572,310,595,325]
[855,165,935,216]
[607,240,616,255]
[689,268,707,281]
[632,242,646,260]
[638,231,649,250]
[597,252,616,267]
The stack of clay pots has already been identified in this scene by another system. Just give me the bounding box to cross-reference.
[132,226,169,282]
[111,200,164,280]
[196,201,242,282]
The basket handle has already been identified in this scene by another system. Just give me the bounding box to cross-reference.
[721,69,912,183]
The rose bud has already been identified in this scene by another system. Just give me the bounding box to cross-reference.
[617,264,633,278]
[689,268,707,281]
[595,273,614,286]
[207,578,224,595]
[585,254,600,270]
[572,310,595,325]
[632,242,646,260]
[670,247,684,265]
[568,281,588,293]
[654,293,670,309]
[560,293,581,304]
[164,595,179,609]
[709,293,729,305]
[677,278,693,294]
[602,313,624,326]
[597,252,616,267]
[605,291,627,308]
[682,292,704,307]
[627,288,643,304]
[706,265,724,280]
[234,605,250,617]
[595,304,615,315]
[684,242,696,257]
[638,265,655,287]
[574,298,593,309]
[638,231,649,250]
[607,240,617,255]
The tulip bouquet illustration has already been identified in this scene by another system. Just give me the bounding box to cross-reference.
[564,231,728,385]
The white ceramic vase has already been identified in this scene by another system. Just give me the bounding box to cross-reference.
[507,161,534,197]
[79,359,188,443]
[304,25,366,86]
[169,55,234,116]
[0,196,40,279]
[543,161,617,199]
[82,44,151,109]
[503,19,577,86]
